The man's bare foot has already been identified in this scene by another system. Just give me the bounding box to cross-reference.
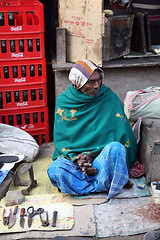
[124,180,134,189]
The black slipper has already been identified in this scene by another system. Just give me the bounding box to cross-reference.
[144,230,160,240]
[0,155,19,163]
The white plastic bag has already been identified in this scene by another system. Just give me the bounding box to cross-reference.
[0,123,39,162]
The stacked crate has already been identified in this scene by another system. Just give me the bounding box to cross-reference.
[0,0,49,145]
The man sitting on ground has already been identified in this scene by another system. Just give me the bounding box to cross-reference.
[47,59,137,201]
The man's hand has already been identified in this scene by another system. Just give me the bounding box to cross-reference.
[76,153,97,176]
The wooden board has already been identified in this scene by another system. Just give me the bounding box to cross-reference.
[139,118,160,184]
[103,14,134,61]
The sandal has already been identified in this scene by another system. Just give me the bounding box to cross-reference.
[144,230,160,240]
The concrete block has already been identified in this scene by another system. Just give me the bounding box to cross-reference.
[5,191,25,206]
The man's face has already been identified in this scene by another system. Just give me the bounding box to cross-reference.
[79,70,102,97]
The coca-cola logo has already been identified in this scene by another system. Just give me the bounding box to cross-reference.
[10,26,22,31]
[11,52,23,58]
[14,78,26,83]
[17,102,28,107]
[21,125,27,130]
[28,124,34,129]
[21,124,34,130]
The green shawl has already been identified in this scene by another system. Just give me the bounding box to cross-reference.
[52,84,137,169]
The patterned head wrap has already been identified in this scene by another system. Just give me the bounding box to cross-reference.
[69,59,103,89]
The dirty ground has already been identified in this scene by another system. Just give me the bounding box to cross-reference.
[0,142,157,240]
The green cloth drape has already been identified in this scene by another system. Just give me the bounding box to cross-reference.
[52,84,137,169]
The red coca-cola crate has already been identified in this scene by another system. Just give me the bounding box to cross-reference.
[0,58,47,86]
[26,127,50,145]
[0,82,47,109]
[0,105,49,132]
[0,106,49,145]
[0,0,44,34]
[0,32,45,60]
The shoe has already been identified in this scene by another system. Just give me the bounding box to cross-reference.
[144,230,160,240]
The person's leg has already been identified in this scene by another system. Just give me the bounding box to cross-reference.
[48,142,129,200]
[47,157,95,195]
[92,141,129,201]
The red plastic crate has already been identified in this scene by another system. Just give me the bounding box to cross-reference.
[27,127,50,145]
[0,105,49,132]
[0,0,44,34]
[0,82,47,109]
[0,58,47,86]
[0,33,45,60]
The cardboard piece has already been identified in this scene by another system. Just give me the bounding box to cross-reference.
[59,0,104,66]
[58,0,135,65]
